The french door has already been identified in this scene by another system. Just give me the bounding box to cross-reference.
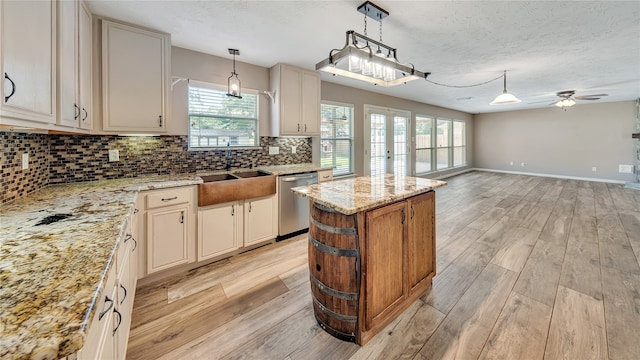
[364,106,410,176]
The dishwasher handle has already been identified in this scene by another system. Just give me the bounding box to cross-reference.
[281,173,317,182]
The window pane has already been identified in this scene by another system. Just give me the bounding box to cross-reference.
[437,119,450,147]
[454,146,465,166]
[321,102,354,176]
[453,121,465,146]
[437,148,449,170]
[416,149,432,173]
[188,85,258,148]
[416,116,433,149]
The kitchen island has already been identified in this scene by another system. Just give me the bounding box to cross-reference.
[292,174,447,345]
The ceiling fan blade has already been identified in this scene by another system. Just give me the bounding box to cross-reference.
[575,97,601,100]
[575,94,608,99]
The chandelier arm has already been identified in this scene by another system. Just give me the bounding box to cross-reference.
[351,31,394,54]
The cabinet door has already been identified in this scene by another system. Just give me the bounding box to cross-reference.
[57,0,79,128]
[364,201,406,330]
[198,202,240,261]
[102,20,169,132]
[78,1,92,130]
[116,250,133,360]
[301,71,320,135]
[245,195,276,246]
[79,265,117,360]
[280,66,301,135]
[0,0,56,124]
[407,192,435,295]
[147,206,189,273]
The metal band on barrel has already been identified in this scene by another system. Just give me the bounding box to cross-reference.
[310,272,359,300]
[309,235,359,257]
[310,217,357,235]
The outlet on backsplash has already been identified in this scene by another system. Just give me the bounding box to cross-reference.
[108,149,120,162]
[269,146,279,155]
[21,153,29,170]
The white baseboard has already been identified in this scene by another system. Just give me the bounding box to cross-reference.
[472,168,627,184]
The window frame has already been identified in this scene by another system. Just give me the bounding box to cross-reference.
[320,100,355,176]
[415,115,467,174]
[187,80,260,151]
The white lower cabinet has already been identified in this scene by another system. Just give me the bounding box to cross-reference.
[79,205,139,360]
[198,194,277,260]
[198,201,242,261]
[143,186,196,275]
[244,195,277,247]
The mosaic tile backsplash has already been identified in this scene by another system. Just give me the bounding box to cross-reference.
[1,132,50,204]
[1,132,311,204]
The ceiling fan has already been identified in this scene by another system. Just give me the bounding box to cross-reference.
[529,90,608,110]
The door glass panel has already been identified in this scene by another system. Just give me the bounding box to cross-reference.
[370,113,386,176]
[394,116,408,176]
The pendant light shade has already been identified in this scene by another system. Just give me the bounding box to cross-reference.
[490,70,521,105]
[227,49,242,99]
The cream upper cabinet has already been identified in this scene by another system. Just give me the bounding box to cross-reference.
[101,20,170,133]
[269,63,320,137]
[57,0,92,130]
[0,0,57,126]
[244,195,277,247]
[78,2,92,130]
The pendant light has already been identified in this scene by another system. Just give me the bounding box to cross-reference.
[227,48,242,99]
[490,70,521,105]
[316,1,430,87]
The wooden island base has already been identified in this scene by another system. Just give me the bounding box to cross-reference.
[308,191,436,345]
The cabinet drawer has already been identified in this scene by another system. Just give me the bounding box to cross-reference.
[146,188,191,209]
[318,170,333,182]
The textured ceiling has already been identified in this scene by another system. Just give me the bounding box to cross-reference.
[85,0,640,114]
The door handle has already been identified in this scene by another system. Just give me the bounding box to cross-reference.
[4,72,16,102]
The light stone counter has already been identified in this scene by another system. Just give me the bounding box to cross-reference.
[291,174,447,215]
[0,175,201,360]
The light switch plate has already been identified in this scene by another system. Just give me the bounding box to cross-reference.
[269,146,279,155]
[108,149,120,162]
[291,146,296,154]
[21,153,29,170]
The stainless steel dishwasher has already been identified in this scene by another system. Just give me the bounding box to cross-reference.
[278,171,318,239]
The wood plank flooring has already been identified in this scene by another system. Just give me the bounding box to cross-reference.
[127,171,640,360]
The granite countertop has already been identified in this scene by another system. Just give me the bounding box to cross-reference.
[0,163,325,359]
[0,174,201,360]
[292,174,448,215]
[258,163,327,175]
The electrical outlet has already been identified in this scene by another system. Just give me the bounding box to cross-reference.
[592,167,597,172]
[520,162,526,167]
[269,146,279,155]
[509,161,514,166]
[108,149,120,162]
[619,164,634,174]
[21,153,29,170]
[292,146,297,154]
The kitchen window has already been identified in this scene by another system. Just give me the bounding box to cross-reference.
[320,102,354,176]
[188,80,259,149]
[415,116,466,173]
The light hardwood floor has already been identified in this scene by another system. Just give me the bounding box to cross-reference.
[127,171,640,360]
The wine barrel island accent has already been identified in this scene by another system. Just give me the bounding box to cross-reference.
[292,174,447,345]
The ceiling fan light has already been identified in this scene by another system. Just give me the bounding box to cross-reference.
[490,92,521,105]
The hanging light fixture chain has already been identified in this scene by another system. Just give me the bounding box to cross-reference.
[363,11,368,36]
[425,73,505,88]
[379,18,383,42]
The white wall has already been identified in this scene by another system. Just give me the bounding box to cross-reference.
[474,100,637,182]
